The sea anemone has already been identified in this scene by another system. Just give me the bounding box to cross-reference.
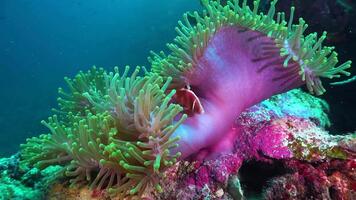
[21,0,352,198]
[150,0,352,158]
[21,66,186,198]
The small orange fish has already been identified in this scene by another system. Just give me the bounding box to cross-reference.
[173,86,204,116]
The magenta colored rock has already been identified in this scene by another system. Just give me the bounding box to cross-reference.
[207,154,243,184]
[265,159,356,199]
[251,122,293,159]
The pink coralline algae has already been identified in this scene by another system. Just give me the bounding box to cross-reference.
[150,89,355,200]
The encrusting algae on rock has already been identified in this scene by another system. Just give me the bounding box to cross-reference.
[19,0,354,199]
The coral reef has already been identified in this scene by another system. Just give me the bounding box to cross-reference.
[0,154,63,200]
[18,0,354,199]
[6,89,354,199]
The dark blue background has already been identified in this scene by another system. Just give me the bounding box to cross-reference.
[0,0,201,156]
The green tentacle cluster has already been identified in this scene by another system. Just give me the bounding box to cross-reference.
[55,66,107,116]
[21,66,186,197]
[149,0,352,95]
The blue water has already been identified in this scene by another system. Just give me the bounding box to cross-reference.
[0,0,201,157]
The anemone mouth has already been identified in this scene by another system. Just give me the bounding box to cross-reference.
[149,0,352,95]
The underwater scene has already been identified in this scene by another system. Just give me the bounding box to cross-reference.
[0,0,355,199]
